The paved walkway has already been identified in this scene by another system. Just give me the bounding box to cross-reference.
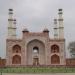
[3,73,75,75]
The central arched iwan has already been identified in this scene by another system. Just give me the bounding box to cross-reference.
[27,39,45,65]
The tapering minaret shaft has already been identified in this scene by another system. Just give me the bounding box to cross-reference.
[58,9,64,39]
[12,19,16,37]
[54,19,58,39]
[8,9,16,39]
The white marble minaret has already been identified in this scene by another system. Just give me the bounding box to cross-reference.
[58,9,64,39]
[8,9,16,39]
[54,19,58,39]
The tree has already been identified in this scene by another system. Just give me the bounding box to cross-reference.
[68,41,75,58]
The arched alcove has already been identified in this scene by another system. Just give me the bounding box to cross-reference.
[51,54,60,64]
[12,45,21,53]
[51,44,59,53]
[12,55,21,64]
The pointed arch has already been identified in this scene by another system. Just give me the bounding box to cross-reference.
[51,44,59,53]
[12,45,21,53]
[51,54,60,64]
[27,39,45,65]
[12,55,21,64]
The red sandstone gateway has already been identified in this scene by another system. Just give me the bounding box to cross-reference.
[0,9,71,67]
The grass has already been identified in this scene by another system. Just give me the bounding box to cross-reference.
[0,67,75,73]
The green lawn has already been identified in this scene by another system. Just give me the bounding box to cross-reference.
[0,67,75,73]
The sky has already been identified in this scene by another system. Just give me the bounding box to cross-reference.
[0,0,75,58]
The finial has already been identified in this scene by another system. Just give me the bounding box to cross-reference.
[8,9,13,14]
[22,28,29,32]
[58,8,63,14]
[9,9,13,11]
[58,9,62,11]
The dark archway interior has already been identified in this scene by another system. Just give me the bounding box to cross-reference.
[33,46,39,53]
[12,45,21,53]
[51,45,59,53]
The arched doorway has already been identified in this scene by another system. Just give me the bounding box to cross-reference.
[33,47,39,65]
[27,39,45,65]
[12,45,21,53]
[51,44,59,53]
[12,55,21,64]
[51,54,60,64]
[33,57,39,66]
